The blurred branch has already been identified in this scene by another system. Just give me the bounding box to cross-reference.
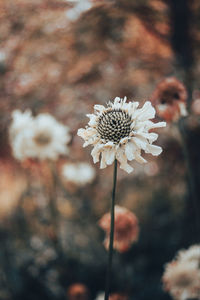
[167,0,194,108]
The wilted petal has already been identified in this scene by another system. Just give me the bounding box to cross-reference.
[94,105,106,113]
[91,144,103,163]
[86,114,98,126]
[145,144,162,156]
[135,101,156,121]
[125,142,135,161]
[100,151,107,169]
[132,136,147,150]
[135,152,147,164]
[120,163,134,173]
[105,148,115,165]
[137,132,158,143]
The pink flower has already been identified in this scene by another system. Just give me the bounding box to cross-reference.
[151,77,188,122]
[99,206,139,253]
[67,284,90,300]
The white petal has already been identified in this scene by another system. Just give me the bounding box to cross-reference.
[137,132,158,143]
[129,102,139,115]
[86,114,98,126]
[83,140,93,147]
[91,144,103,163]
[145,144,162,156]
[135,153,147,164]
[125,142,135,161]
[77,128,85,137]
[94,105,106,113]
[146,121,166,129]
[135,101,156,121]
[116,146,133,173]
[105,148,115,165]
[100,151,107,169]
[120,163,133,173]
[132,136,147,150]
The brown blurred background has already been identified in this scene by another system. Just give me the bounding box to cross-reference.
[0,1,200,300]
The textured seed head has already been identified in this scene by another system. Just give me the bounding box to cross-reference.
[34,132,51,146]
[97,109,132,143]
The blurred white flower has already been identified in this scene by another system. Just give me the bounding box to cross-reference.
[10,110,71,161]
[62,162,95,186]
[78,97,166,173]
[162,244,200,300]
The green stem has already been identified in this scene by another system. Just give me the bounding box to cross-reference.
[104,159,118,300]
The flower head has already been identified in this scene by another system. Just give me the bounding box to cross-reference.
[78,97,166,173]
[62,162,96,186]
[9,110,71,161]
[67,283,90,300]
[162,244,200,300]
[99,205,139,253]
[151,77,188,122]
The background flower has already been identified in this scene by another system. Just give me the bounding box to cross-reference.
[99,205,139,253]
[9,111,71,161]
[151,77,188,122]
[62,162,96,186]
[162,245,200,300]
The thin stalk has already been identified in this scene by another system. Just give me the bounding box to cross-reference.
[47,161,62,254]
[104,159,118,300]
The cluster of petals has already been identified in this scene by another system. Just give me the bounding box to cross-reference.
[151,77,188,122]
[62,162,96,186]
[162,244,200,300]
[9,110,70,161]
[78,97,166,173]
[99,205,139,253]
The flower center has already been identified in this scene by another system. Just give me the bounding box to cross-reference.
[97,109,132,143]
[34,132,51,146]
[174,273,193,287]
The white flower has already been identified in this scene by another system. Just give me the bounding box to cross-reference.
[77,97,166,173]
[162,245,200,300]
[163,261,200,300]
[62,162,95,186]
[10,110,71,161]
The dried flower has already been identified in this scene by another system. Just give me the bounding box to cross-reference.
[67,283,90,300]
[99,205,139,253]
[62,162,96,186]
[162,245,200,300]
[151,77,188,122]
[78,97,166,173]
[9,110,71,161]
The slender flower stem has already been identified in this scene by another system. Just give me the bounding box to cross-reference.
[104,159,118,300]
